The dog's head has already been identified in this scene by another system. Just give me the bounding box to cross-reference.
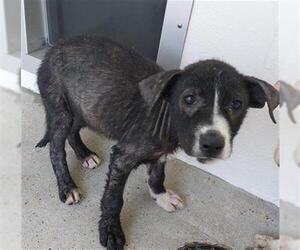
[139,60,279,163]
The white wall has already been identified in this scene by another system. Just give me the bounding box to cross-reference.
[0,0,20,91]
[176,1,279,205]
[279,1,300,208]
[3,0,20,54]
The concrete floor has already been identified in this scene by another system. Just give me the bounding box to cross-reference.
[0,88,21,249]
[21,90,279,249]
[281,201,300,239]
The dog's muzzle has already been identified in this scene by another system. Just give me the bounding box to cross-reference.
[200,130,224,156]
[196,130,226,163]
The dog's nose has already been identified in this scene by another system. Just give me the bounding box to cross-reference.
[200,130,225,156]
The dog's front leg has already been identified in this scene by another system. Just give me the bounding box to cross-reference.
[99,145,139,250]
[147,157,184,212]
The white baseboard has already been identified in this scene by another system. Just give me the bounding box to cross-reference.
[21,69,39,93]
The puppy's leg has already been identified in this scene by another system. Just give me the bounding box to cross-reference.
[49,116,81,205]
[147,157,184,212]
[99,145,138,250]
[68,123,101,169]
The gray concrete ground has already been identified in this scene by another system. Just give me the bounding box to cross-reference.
[0,88,21,250]
[21,90,279,249]
[281,201,300,239]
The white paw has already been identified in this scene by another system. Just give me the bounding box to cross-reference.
[255,234,300,250]
[65,189,81,205]
[255,234,275,248]
[154,190,184,212]
[81,154,101,169]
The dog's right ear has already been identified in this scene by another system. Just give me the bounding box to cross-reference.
[139,70,181,107]
[244,76,279,123]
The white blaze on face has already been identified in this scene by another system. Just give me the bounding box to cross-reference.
[193,87,232,159]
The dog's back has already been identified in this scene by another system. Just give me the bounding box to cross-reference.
[37,36,161,141]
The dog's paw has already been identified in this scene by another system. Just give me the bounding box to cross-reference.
[155,189,184,212]
[255,234,275,248]
[64,188,81,205]
[81,154,101,169]
[99,218,125,250]
[255,234,300,250]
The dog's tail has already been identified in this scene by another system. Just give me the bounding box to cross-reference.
[36,130,50,147]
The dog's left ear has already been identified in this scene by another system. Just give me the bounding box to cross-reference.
[139,70,181,107]
[244,76,279,123]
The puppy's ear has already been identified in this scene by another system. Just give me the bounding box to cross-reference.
[244,76,279,123]
[139,70,181,107]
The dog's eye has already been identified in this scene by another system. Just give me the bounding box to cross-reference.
[231,100,242,110]
[183,95,195,105]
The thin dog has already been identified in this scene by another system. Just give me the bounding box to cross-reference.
[36,36,279,249]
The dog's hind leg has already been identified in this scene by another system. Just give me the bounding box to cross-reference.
[147,157,184,212]
[37,58,81,204]
[68,122,101,169]
[49,111,81,205]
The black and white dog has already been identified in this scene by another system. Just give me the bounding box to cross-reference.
[36,36,279,249]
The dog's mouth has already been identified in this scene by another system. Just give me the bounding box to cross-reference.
[197,157,221,164]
